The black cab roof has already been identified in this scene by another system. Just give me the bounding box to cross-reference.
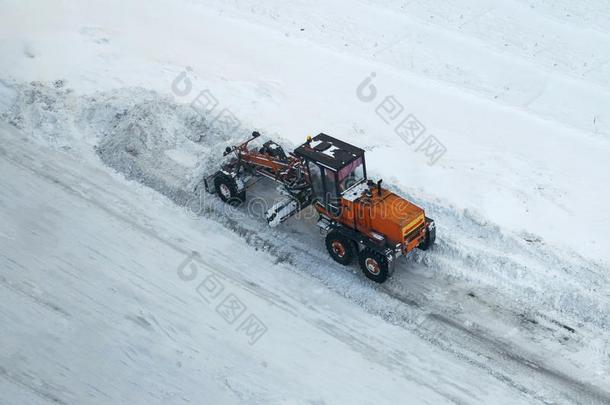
[293,133,364,171]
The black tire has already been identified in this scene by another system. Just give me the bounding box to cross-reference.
[325,231,355,265]
[214,174,246,206]
[418,217,436,251]
[359,249,389,283]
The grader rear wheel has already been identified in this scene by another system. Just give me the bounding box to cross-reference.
[358,249,389,283]
[325,231,356,266]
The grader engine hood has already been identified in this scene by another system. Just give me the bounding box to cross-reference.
[362,188,426,249]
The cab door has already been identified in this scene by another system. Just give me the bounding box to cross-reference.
[307,162,325,205]
[307,162,341,216]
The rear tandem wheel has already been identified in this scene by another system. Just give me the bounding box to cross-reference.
[325,231,356,266]
[358,248,389,283]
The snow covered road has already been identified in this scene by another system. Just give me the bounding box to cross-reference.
[0,123,546,404]
[0,121,607,404]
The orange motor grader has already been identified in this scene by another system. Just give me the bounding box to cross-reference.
[204,131,435,282]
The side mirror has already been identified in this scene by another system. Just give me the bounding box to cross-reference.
[252,131,261,138]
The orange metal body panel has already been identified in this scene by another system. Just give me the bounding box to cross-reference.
[316,187,426,253]
[244,153,289,173]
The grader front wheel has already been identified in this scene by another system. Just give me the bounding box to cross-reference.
[214,174,246,206]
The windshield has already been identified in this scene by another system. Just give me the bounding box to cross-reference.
[337,156,365,193]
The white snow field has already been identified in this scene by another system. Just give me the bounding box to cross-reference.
[1,0,609,404]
